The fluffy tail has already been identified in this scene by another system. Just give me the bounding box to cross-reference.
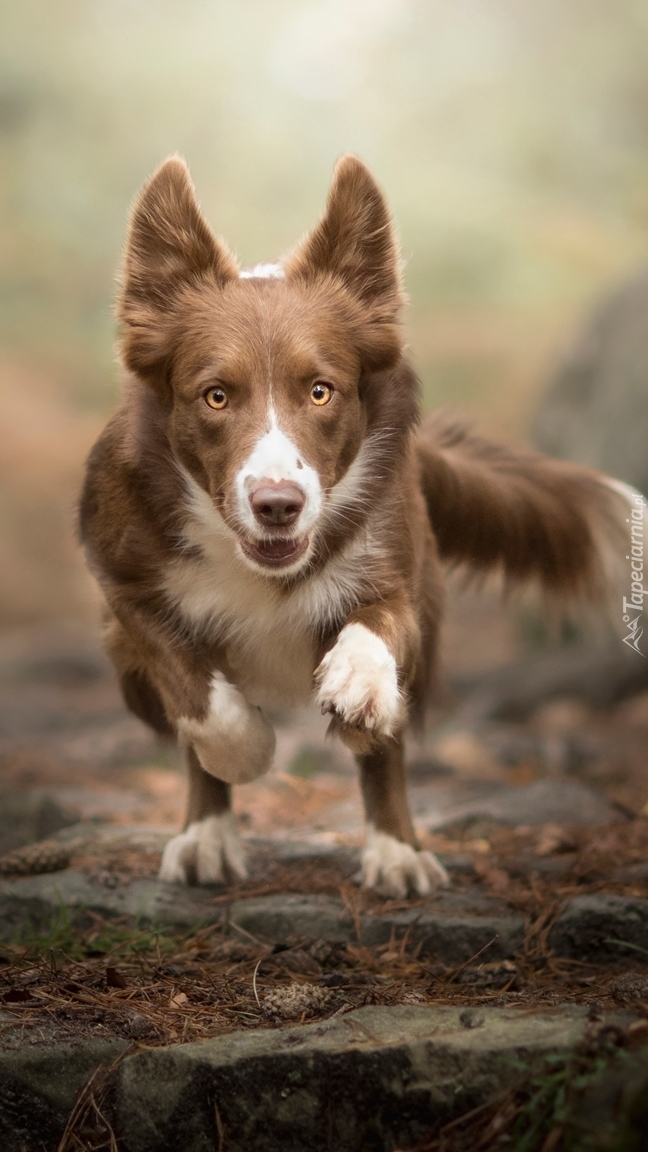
[416,413,638,603]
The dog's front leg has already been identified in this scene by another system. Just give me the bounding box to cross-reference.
[313,599,419,751]
[315,602,417,751]
[315,602,449,897]
[159,747,254,886]
[105,610,275,886]
[175,670,276,787]
[160,674,276,886]
[358,739,449,898]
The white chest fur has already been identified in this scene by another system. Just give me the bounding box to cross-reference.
[161,473,383,709]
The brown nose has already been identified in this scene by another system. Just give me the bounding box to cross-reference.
[249,481,305,527]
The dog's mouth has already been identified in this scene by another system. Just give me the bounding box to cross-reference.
[240,535,309,570]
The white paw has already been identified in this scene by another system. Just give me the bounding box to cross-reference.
[178,673,275,784]
[159,813,248,885]
[315,623,404,737]
[361,827,450,898]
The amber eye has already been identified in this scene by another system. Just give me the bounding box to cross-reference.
[310,381,333,406]
[205,386,228,410]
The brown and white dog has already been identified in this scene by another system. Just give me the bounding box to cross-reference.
[80,154,635,898]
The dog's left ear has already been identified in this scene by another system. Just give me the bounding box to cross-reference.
[285,156,404,356]
[118,156,238,383]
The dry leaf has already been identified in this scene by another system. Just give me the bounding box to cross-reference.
[106,966,127,989]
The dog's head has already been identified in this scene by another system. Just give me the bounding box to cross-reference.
[118,155,418,576]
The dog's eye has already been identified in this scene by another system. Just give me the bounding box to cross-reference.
[310,382,333,406]
[205,386,228,410]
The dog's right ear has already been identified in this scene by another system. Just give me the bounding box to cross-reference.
[285,155,405,369]
[286,155,402,309]
[118,157,238,380]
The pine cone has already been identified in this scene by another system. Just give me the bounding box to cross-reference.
[0,840,71,877]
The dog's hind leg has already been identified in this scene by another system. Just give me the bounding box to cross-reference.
[118,665,175,738]
[159,746,248,885]
[357,738,449,898]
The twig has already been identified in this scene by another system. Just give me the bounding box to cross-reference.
[252,958,263,1006]
[228,921,266,946]
[214,1101,225,1152]
[432,937,499,987]
[55,1047,129,1152]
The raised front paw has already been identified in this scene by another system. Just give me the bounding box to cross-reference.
[315,623,404,742]
[159,813,247,885]
[361,828,450,898]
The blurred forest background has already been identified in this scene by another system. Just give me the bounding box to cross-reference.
[2,0,648,632]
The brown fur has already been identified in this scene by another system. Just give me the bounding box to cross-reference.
[417,413,624,597]
[80,154,628,889]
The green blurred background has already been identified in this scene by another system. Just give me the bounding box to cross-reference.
[2,0,648,628]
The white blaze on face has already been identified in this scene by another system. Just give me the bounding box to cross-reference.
[239,263,285,280]
[235,410,322,537]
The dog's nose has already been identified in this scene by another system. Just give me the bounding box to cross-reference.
[249,481,305,527]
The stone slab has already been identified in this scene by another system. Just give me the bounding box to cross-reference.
[108,1005,607,1152]
[418,779,619,832]
[0,870,227,938]
[548,894,648,962]
[230,893,353,944]
[229,892,526,962]
[0,870,525,963]
[0,1038,128,1152]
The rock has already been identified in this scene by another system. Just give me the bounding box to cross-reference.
[0,790,78,855]
[50,821,170,850]
[446,642,648,727]
[533,268,648,495]
[229,894,352,945]
[508,855,575,879]
[275,949,322,976]
[229,891,525,963]
[359,898,525,962]
[1,1006,625,1152]
[248,836,359,873]
[106,1006,610,1152]
[570,1046,648,1151]
[421,779,618,832]
[548,894,648,962]
[0,869,525,964]
[456,960,517,988]
[210,939,258,963]
[0,870,227,940]
[0,1038,128,1152]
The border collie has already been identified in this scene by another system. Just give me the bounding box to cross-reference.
[80,154,632,898]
